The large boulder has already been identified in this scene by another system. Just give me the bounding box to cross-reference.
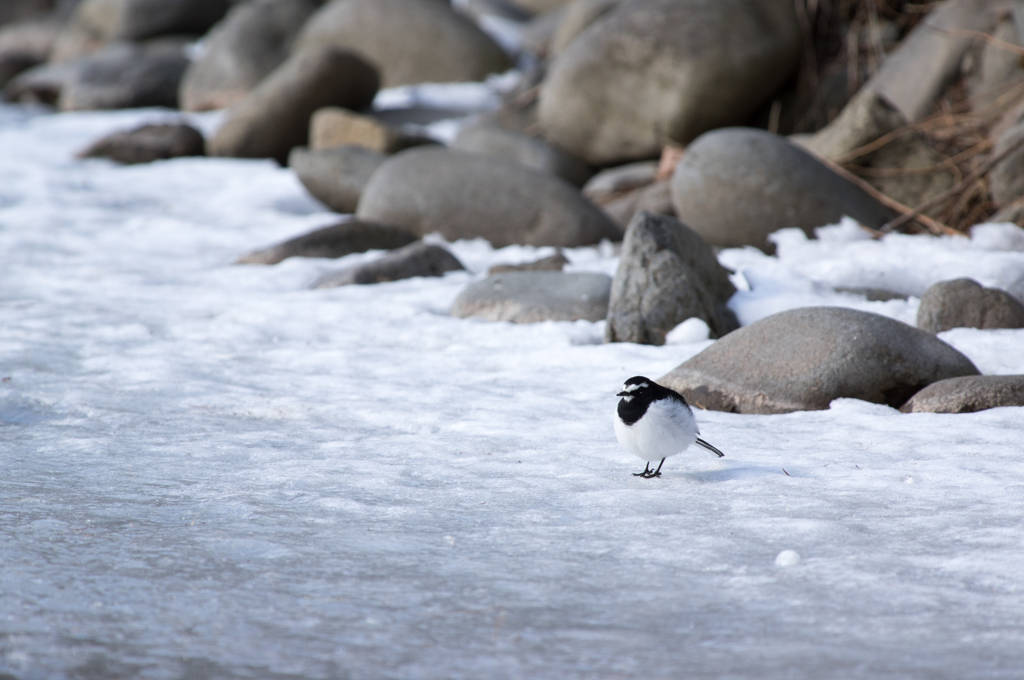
[900,375,1024,414]
[236,220,418,265]
[56,39,189,111]
[207,46,379,164]
[311,241,464,288]
[178,0,319,112]
[659,307,980,414]
[356,147,622,248]
[451,124,593,187]
[670,128,895,250]
[288,145,387,214]
[451,271,612,323]
[538,0,801,165]
[605,211,736,344]
[917,278,1024,333]
[78,123,204,164]
[294,0,511,88]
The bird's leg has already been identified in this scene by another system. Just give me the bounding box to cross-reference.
[633,463,653,477]
[650,458,665,478]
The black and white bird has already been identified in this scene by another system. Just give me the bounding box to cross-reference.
[614,376,724,478]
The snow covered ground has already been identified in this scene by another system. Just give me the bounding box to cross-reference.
[2,102,1024,680]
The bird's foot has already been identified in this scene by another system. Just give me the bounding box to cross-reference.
[633,466,661,479]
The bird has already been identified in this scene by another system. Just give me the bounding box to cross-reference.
[614,376,724,478]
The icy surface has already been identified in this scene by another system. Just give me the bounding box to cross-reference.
[2,106,1024,679]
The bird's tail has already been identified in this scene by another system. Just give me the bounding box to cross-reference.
[696,437,725,458]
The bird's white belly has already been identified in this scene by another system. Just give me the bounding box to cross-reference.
[614,398,698,462]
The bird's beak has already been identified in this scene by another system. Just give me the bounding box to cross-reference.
[616,391,628,397]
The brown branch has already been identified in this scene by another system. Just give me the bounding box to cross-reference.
[926,25,1024,56]
[815,155,958,236]
[843,137,992,177]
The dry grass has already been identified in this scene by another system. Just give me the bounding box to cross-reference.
[795,0,1024,233]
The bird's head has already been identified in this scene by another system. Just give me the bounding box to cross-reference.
[617,376,653,401]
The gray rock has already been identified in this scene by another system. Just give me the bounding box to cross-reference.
[900,375,1024,413]
[0,0,51,26]
[605,211,737,345]
[964,12,1024,102]
[178,0,319,112]
[288,145,387,214]
[457,0,532,24]
[917,278,1024,333]
[797,89,954,211]
[451,124,593,187]
[78,123,204,164]
[207,46,379,165]
[835,286,908,302]
[670,128,895,250]
[864,0,1003,122]
[550,0,619,56]
[507,0,574,15]
[582,160,659,204]
[356,147,622,248]
[0,13,63,87]
[538,0,801,165]
[310,107,433,154]
[451,271,611,323]
[488,251,568,274]
[69,0,229,42]
[236,220,418,265]
[601,179,673,228]
[659,307,980,414]
[294,0,511,88]
[311,241,464,288]
[520,5,566,59]
[56,39,189,111]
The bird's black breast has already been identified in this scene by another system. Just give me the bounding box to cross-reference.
[617,397,650,426]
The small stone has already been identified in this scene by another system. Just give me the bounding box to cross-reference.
[900,375,1024,413]
[488,251,568,275]
[582,160,659,205]
[835,286,909,302]
[288,145,387,215]
[237,220,418,265]
[600,179,674,228]
[451,271,612,323]
[309,107,432,154]
[78,123,204,164]
[311,241,464,288]
[917,278,1024,333]
[774,550,801,567]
